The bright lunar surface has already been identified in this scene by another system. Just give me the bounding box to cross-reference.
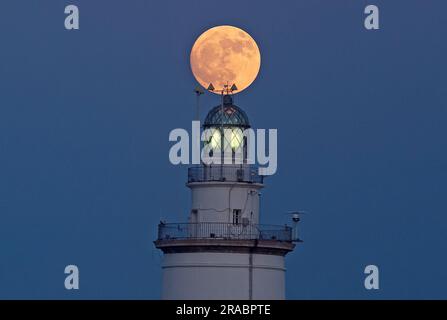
[190,25,261,94]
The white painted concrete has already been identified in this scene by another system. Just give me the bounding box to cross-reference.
[188,182,263,225]
[161,252,286,300]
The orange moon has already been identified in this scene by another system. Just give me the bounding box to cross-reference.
[190,25,261,94]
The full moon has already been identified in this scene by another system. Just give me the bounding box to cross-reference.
[190,25,261,94]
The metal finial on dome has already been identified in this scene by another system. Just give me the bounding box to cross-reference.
[223,94,233,106]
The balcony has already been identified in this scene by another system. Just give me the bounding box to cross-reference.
[157,222,293,242]
[187,165,263,184]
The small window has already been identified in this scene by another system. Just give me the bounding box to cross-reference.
[233,209,241,225]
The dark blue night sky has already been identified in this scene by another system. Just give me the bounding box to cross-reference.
[1,0,446,299]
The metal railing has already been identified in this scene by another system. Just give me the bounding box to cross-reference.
[157,222,292,242]
[188,166,263,184]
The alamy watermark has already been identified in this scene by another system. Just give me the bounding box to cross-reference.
[168,121,278,176]
[64,265,79,290]
[364,264,380,290]
[63,4,379,32]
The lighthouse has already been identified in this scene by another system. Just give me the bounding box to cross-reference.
[154,92,298,300]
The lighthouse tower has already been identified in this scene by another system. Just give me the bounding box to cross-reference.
[155,94,297,300]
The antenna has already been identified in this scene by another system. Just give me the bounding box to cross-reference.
[193,86,204,121]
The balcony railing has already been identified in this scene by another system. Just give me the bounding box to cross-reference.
[188,166,263,184]
[157,222,293,242]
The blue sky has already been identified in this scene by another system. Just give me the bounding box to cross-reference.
[0,0,446,299]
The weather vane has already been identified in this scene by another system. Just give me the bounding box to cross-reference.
[206,82,238,95]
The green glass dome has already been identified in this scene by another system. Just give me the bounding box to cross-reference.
[203,95,250,129]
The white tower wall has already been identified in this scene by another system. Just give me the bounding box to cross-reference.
[161,252,286,300]
[188,182,262,224]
